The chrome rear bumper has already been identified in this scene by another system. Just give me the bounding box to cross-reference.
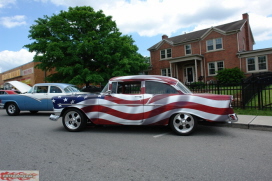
[228,113,238,123]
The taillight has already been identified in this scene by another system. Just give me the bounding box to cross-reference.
[230,96,233,108]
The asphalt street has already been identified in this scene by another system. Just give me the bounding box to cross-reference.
[1,110,272,181]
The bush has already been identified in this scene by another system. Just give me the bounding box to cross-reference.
[215,67,245,85]
[189,82,206,89]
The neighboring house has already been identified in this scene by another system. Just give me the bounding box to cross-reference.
[147,13,272,83]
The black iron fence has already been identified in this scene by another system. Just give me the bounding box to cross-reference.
[186,72,272,110]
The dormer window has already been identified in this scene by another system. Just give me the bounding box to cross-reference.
[207,38,223,51]
[161,49,172,59]
[185,44,191,55]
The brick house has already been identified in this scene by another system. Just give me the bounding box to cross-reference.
[147,13,272,83]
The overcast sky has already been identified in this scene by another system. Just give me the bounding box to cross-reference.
[0,0,272,73]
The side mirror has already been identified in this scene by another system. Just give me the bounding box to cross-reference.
[106,90,111,95]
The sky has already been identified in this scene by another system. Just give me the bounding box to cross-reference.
[0,0,272,73]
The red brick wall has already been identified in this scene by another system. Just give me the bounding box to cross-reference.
[150,42,173,75]
[201,32,238,64]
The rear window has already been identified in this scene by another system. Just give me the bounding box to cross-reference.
[145,81,178,94]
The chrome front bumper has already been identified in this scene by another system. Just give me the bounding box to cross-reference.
[49,114,60,121]
[0,103,4,109]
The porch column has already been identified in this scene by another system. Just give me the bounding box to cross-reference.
[170,62,172,77]
[195,59,198,82]
[201,60,203,78]
[176,64,179,79]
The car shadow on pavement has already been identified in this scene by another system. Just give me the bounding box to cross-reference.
[18,111,53,117]
[85,125,171,135]
[52,124,231,136]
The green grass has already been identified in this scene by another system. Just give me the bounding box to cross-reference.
[210,86,242,95]
[246,85,272,107]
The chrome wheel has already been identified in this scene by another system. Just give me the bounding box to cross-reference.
[170,113,197,135]
[6,103,20,116]
[8,104,16,114]
[62,109,87,132]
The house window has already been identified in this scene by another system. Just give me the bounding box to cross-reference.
[161,68,171,77]
[207,38,223,51]
[208,61,224,75]
[246,56,267,72]
[185,44,191,55]
[160,49,172,59]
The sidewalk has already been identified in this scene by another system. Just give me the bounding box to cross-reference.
[230,115,272,131]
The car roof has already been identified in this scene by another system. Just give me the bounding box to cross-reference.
[34,83,74,90]
[109,75,179,86]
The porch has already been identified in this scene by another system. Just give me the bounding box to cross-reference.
[169,55,204,84]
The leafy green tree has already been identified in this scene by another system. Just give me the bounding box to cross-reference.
[24,6,148,86]
[215,67,245,84]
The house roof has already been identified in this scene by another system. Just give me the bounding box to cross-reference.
[237,47,272,58]
[148,19,248,50]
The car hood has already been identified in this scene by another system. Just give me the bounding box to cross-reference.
[4,81,32,93]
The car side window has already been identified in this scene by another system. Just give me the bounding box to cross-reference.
[34,86,49,93]
[145,81,178,94]
[50,86,62,93]
[111,82,141,94]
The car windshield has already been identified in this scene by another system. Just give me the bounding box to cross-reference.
[27,87,33,93]
[101,83,109,94]
[175,82,192,94]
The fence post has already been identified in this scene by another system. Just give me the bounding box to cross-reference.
[217,81,220,94]
[241,79,245,109]
[257,79,263,110]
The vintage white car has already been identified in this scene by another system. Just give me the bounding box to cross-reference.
[0,81,83,116]
[49,75,238,135]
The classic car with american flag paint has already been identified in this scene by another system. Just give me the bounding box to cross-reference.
[49,75,238,135]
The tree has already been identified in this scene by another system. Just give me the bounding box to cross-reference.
[24,6,148,86]
[215,67,245,85]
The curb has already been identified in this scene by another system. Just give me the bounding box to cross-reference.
[227,115,272,132]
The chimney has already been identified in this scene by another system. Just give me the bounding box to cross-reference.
[242,13,249,20]
[162,34,168,39]
[242,13,252,51]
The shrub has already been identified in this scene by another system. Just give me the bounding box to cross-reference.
[215,67,245,85]
[189,82,206,89]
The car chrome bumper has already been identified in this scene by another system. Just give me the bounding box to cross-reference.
[228,113,238,123]
[49,114,60,121]
[0,103,4,109]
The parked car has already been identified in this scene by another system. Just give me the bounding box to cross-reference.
[49,75,238,135]
[0,81,85,116]
[0,90,20,94]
